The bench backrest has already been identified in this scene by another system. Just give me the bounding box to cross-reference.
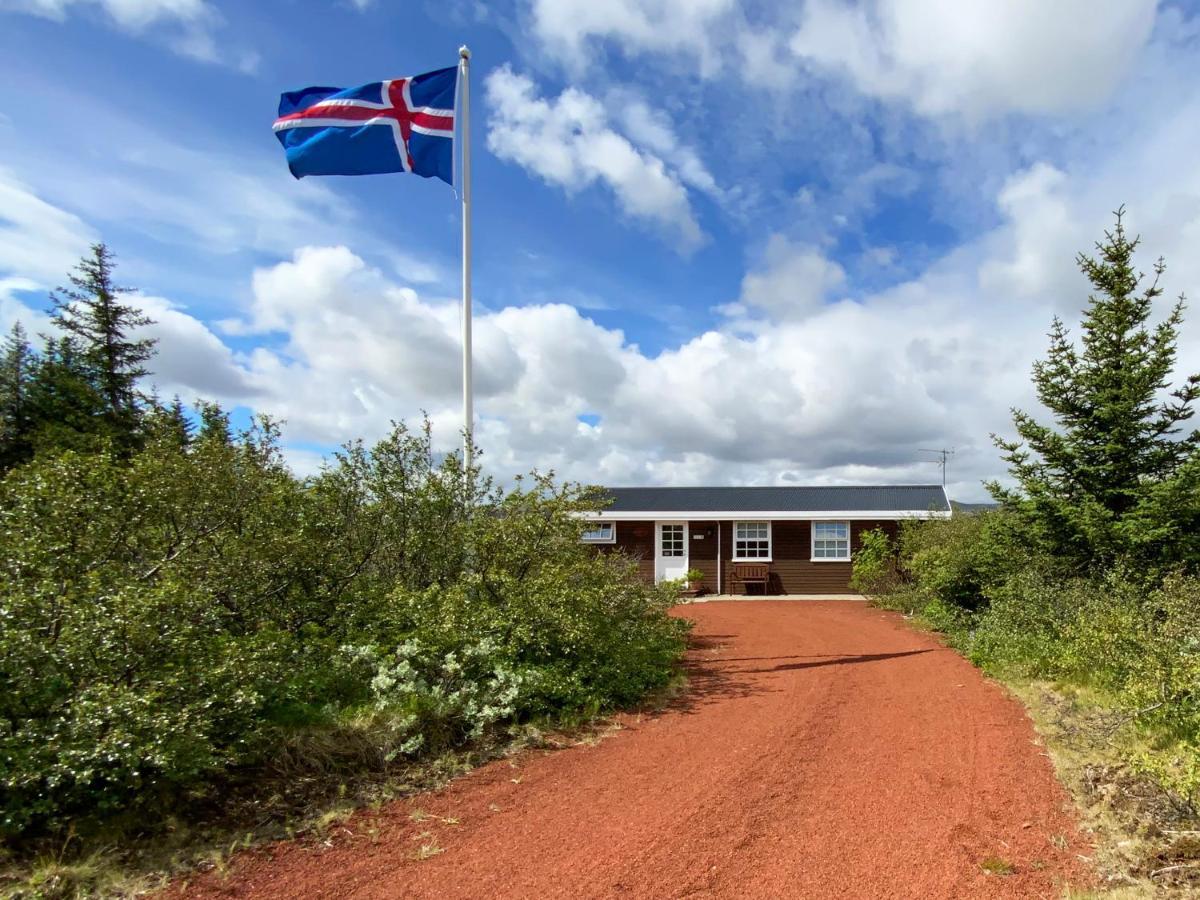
[734,563,768,581]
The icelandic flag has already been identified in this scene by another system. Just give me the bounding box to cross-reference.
[273,67,457,185]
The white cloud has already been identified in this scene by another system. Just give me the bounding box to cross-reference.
[979,163,1083,308]
[735,28,797,90]
[1,0,240,67]
[615,96,721,199]
[4,0,210,28]
[0,230,1031,498]
[788,0,1158,119]
[525,0,1158,124]
[731,235,846,322]
[193,113,1200,502]
[485,66,707,251]
[144,241,1016,498]
[132,294,258,399]
[528,0,735,74]
[5,152,1198,504]
[0,169,96,287]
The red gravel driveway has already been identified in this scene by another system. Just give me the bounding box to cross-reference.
[179,600,1091,899]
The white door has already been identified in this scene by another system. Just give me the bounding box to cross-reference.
[654,522,689,583]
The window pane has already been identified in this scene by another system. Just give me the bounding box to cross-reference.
[816,520,854,542]
[737,521,768,539]
[582,523,613,542]
[813,526,849,558]
[661,525,684,556]
[734,521,770,559]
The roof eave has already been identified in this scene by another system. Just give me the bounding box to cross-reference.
[589,509,952,521]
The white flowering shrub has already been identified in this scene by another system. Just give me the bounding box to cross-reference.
[342,638,532,757]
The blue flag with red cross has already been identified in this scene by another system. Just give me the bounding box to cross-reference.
[273,66,457,184]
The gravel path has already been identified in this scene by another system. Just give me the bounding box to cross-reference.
[179,601,1092,899]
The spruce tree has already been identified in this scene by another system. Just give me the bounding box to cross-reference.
[990,208,1200,572]
[197,401,233,446]
[144,394,194,449]
[0,324,36,468]
[49,244,156,444]
[26,336,111,455]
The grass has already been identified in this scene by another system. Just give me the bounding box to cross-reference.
[1001,680,1200,897]
[0,684,690,900]
[414,841,444,861]
[980,856,1016,876]
[865,593,1200,898]
[0,727,525,898]
[0,647,688,897]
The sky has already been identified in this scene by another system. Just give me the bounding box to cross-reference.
[1,0,1199,501]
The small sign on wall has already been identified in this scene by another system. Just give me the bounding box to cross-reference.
[693,534,704,540]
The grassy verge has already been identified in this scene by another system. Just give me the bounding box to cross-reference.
[880,601,1200,897]
[0,671,689,900]
[1008,681,1200,898]
[1,728,532,899]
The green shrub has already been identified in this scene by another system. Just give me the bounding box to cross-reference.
[0,419,689,843]
[1127,573,1200,739]
[849,527,902,598]
[899,511,1019,613]
[852,511,1023,623]
[880,513,1200,807]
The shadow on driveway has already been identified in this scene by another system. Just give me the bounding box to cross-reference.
[733,648,939,674]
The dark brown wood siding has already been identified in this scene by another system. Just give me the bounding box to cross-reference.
[717,519,900,595]
[598,520,656,583]
[596,518,900,594]
[686,520,720,594]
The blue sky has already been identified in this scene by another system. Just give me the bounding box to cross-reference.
[2,0,1199,500]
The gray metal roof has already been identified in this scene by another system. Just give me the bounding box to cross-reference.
[601,485,950,514]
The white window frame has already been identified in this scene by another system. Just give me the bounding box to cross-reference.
[811,521,851,561]
[580,522,616,544]
[732,520,772,562]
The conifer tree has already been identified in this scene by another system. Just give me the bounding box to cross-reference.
[143,394,194,449]
[197,400,233,446]
[26,336,111,455]
[0,324,36,468]
[49,244,155,444]
[990,208,1200,571]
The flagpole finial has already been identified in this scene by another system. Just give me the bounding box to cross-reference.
[459,45,471,60]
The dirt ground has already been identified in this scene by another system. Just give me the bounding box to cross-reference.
[176,600,1093,899]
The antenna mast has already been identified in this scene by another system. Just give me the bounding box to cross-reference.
[919,448,956,486]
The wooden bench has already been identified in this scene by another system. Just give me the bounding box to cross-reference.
[733,562,769,595]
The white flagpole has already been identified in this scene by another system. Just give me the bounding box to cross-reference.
[458,45,473,471]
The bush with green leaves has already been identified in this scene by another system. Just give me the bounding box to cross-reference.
[0,416,688,842]
[863,516,1200,808]
[852,511,1022,625]
[848,527,902,598]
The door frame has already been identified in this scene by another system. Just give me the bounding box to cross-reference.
[654,521,689,583]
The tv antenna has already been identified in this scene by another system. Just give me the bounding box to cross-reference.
[919,448,956,486]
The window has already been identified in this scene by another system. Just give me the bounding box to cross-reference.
[659,524,685,556]
[812,521,850,560]
[734,521,771,560]
[581,522,615,544]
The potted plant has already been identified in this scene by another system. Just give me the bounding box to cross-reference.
[680,568,705,598]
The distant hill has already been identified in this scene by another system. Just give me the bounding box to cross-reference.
[951,500,1000,514]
